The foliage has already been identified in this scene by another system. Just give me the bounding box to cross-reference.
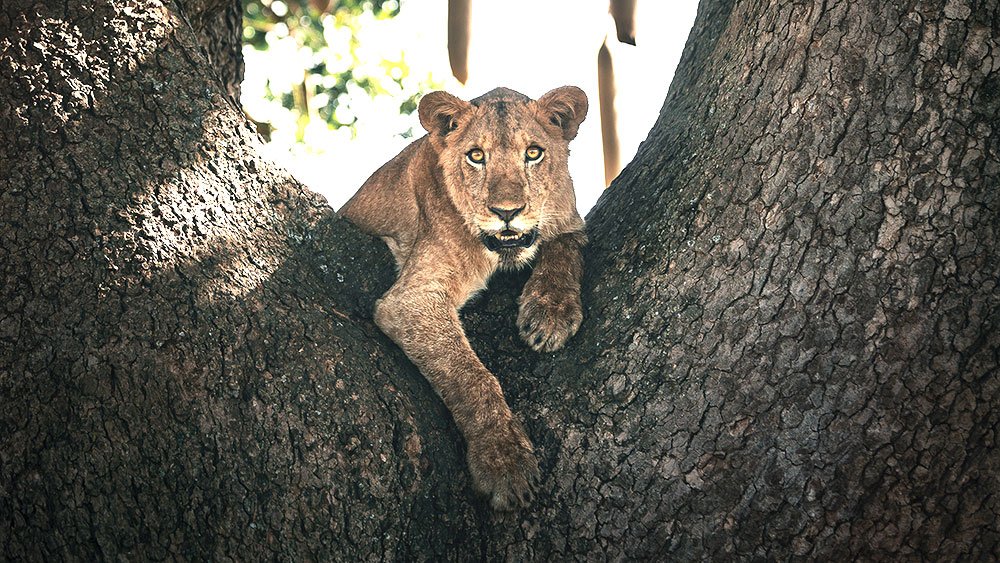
[242,0,440,144]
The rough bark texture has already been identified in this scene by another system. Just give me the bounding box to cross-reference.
[182,0,244,100]
[2,0,998,560]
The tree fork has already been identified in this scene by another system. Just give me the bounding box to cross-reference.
[1,0,997,559]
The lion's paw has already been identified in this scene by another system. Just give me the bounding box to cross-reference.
[467,420,540,511]
[517,286,583,352]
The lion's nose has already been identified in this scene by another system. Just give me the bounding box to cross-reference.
[488,205,525,223]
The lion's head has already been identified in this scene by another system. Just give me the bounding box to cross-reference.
[417,86,588,263]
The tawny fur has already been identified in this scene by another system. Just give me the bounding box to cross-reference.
[340,86,588,510]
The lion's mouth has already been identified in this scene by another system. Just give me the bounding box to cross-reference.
[481,228,539,252]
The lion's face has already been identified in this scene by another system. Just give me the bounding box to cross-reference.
[419,87,588,263]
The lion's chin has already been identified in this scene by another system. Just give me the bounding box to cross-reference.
[480,228,539,252]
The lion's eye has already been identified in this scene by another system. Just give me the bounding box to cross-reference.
[525,146,544,162]
[466,149,486,165]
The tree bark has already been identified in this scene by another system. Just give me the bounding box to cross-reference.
[2,0,998,560]
[182,0,244,100]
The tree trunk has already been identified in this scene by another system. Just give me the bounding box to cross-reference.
[2,0,997,559]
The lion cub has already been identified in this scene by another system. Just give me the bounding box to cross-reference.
[340,86,587,510]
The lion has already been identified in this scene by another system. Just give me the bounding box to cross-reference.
[339,86,588,510]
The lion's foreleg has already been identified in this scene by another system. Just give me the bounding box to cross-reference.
[517,230,586,352]
[374,284,539,510]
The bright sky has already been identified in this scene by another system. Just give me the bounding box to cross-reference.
[243,0,698,215]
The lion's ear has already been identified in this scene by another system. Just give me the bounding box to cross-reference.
[535,86,588,141]
[418,91,472,135]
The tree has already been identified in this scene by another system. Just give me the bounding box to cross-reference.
[2,0,997,559]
